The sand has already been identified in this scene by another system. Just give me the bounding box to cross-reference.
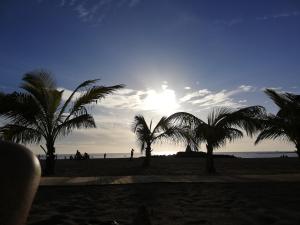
[27,157,300,225]
[44,157,300,176]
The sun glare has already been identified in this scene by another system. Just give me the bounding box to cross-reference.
[143,86,179,115]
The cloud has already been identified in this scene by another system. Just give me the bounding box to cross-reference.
[56,0,142,24]
[59,83,256,119]
[239,85,256,92]
[184,86,191,90]
[59,85,177,114]
[214,11,300,28]
[214,18,243,27]
[74,4,90,19]
[29,83,261,154]
[179,89,211,102]
[99,88,146,110]
[99,85,255,111]
[256,11,300,21]
[161,84,168,90]
[180,85,255,109]
[260,86,282,91]
[189,90,235,107]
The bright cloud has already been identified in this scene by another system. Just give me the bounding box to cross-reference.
[239,85,256,92]
[59,84,256,114]
[141,89,179,115]
[30,83,270,154]
[179,85,254,108]
[179,89,211,102]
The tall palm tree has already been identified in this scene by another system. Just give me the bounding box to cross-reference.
[169,106,265,173]
[0,70,124,175]
[132,115,188,167]
[255,89,300,158]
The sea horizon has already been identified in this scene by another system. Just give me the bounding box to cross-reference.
[36,151,298,159]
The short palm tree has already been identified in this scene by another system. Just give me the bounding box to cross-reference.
[0,70,124,175]
[132,115,188,167]
[255,89,300,158]
[169,106,265,173]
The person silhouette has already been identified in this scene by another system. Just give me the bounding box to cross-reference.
[75,150,82,160]
[83,152,90,160]
[130,148,134,160]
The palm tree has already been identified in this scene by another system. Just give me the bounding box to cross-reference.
[255,89,300,158]
[132,115,188,167]
[169,106,265,173]
[0,70,124,175]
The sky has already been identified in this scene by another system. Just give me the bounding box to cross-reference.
[1,0,300,155]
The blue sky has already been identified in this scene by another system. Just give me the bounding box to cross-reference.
[1,0,300,154]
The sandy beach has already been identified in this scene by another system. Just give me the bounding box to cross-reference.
[27,157,300,225]
[41,157,300,176]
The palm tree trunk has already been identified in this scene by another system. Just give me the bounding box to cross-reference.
[45,141,56,175]
[143,144,151,167]
[206,143,216,174]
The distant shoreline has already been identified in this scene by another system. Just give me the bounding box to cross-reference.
[36,151,298,159]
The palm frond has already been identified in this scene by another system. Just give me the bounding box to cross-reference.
[207,107,234,126]
[54,113,96,138]
[69,84,124,118]
[264,89,289,110]
[140,141,145,153]
[132,115,151,152]
[0,92,48,136]
[151,116,169,134]
[47,89,63,116]
[0,124,42,143]
[223,127,243,142]
[22,70,56,88]
[168,112,204,129]
[255,114,298,144]
[255,127,288,144]
[216,106,266,137]
[207,127,243,149]
[57,79,100,120]
[132,115,149,133]
[20,72,56,124]
[254,89,300,150]
[154,125,192,145]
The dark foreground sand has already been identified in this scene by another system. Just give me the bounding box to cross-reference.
[46,157,300,176]
[28,158,300,225]
[28,183,300,225]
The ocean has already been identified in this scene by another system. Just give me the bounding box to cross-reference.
[37,151,298,160]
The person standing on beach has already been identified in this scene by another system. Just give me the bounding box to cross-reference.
[104,153,107,159]
[130,148,134,160]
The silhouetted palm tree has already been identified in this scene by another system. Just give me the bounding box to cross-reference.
[132,115,187,167]
[169,106,265,173]
[255,89,300,158]
[0,70,124,175]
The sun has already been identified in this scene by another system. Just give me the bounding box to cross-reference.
[142,86,179,115]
